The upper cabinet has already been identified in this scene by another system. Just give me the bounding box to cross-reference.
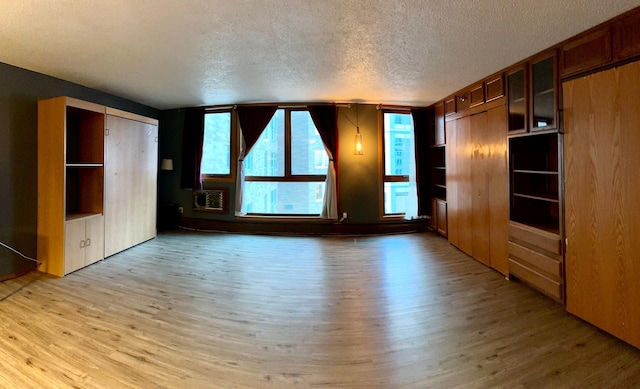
[507,51,558,135]
[612,8,640,61]
[507,67,527,134]
[560,7,640,78]
[444,73,504,118]
[530,53,557,131]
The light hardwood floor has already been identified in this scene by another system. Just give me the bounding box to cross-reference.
[1,231,639,388]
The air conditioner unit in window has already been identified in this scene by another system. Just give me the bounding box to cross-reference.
[194,189,226,212]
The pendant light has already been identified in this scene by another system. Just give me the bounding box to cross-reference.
[354,105,363,155]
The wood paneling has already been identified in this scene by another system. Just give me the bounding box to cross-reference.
[560,27,612,78]
[457,91,471,112]
[444,97,456,116]
[471,113,490,265]
[456,116,473,256]
[104,115,158,257]
[612,8,640,61]
[469,84,485,108]
[487,105,509,275]
[446,107,509,275]
[486,74,505,102]
[564,60,640,349]
[37,97,67,277]
[445,119,459,247]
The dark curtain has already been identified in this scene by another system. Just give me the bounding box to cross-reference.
[308,105,339,170]
[180,108,205,189]
[236,105,278,155]
[411,108,432,216]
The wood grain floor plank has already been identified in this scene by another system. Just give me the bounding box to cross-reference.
[1,231,639,388]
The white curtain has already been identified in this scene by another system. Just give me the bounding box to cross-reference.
[320,150,338,219]
[404,125,419,220]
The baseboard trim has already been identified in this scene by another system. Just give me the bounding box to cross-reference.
[179,217,430,236]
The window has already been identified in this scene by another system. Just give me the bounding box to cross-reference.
[201,110,232,177]
[383,111,416,215]
[243,109,328,215]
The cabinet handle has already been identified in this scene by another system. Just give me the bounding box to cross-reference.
[86,238,91,247]
[80,240,86,248]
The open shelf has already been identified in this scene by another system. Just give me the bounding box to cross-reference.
[65,166,104,219]
[513,193,559,203]
[509,132,560,233]
[512,169,558,175]
[429,145,446,202]
[66,163,104,168]
[66,106,104,165]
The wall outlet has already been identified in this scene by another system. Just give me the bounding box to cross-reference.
[178,206,184,214]
[342,212,347,219]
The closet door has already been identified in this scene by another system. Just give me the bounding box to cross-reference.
[105,115,158,257]
[445,119,459,247]
[487,105,509,275]
[456,116,473,256]
[471,112,490,266]
[564,60,640,349]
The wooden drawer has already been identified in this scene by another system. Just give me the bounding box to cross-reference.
[509,258,562,301]
[508,221,563,302]
[508,241,562,280]
[508,221,561,257]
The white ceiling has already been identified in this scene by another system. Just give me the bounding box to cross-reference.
[1,0,639,110]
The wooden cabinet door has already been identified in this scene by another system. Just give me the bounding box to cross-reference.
[456,116,473,256]
[64,219,86,275]
[445,120,459,247]
[84,215,104,266]
[487,105,509,275]
[429,198,438,231]
[436,199,447,237]
[471,112,490,266]
[105,115,158,257]
[564,61,640,349]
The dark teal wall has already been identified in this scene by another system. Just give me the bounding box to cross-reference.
[0,61,158,278]
[157,104,384,225]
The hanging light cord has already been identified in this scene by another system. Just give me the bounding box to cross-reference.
[0,241,41,264]
[356,105,360,133]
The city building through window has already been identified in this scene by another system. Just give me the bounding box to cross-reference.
[383,111,417,216]
[243,109,328,215]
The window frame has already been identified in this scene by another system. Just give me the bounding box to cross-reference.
[243,108,327,216]
[379,108,414,218]
[201,108,237,183]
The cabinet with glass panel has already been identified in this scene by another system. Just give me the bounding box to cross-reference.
[507,51,558,134]
[506,51,563,302]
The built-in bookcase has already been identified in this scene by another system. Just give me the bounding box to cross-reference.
[509,133,560,234]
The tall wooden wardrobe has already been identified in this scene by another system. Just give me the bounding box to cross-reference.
[37,97,158,277]
[446,101,509,276]
[563,60,640,349]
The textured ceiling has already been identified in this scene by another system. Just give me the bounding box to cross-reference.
[1,0,639,110]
